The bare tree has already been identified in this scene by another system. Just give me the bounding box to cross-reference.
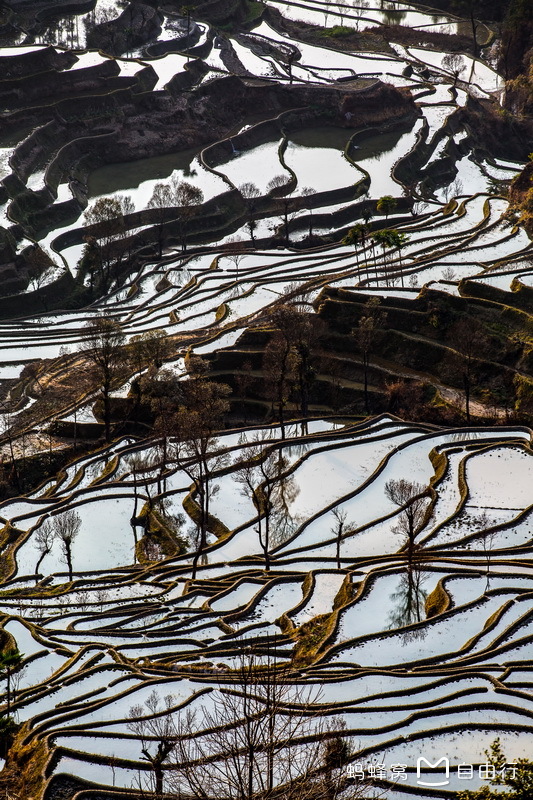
[34,520,54,581]
[385,479,429,559]
[235,437,300,571]
[82,194,134,290]
[266,304,324,424]
[81,316,126,442]
[442,52,466,86]
[263,331,300,440]
[53,509,82,582]
[388,564,428,633]
[172,178,204,252]
[331,508,354,571]
[442,177,464,203]
[147,179,203,254]
[166,651,381,800]
[128,690,178,799]
[239,182,261,246]
[267,174,296,244]
[354,297,387,414]
[148,182,174,257]
[224,236,247,277]
[448,317,489,423]
[171,357,231,577]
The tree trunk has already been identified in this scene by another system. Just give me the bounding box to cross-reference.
[264,488,271,573]
[470,9,478,58]
[363,351,369,413]
[153,759,164,799]
[35,551,48,581]
[103,376,111,443]
[298,354,309,420]
[67,547,73,582]
[463,370,471,423]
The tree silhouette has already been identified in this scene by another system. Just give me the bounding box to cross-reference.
[54,509,82,582]
[0,649,23,716]
[81,316,126,442]
[449,317,489,423]
[148,182,174,257]
[166,649,378,800]
[385,478,429,560]
[239,182,261,246]
[354,297,387,413]
[331,507,354,570]
[34,520,54,581]
[171,357,231,578]
[263,323,300,439]
[82,194,134,291]
[376,195,396,220]
[342,223,366,276]
[235,436,300,571]
[128,690,178,798]
[267,174,294,244]
[173,178,204,252]
[442,52,466,86]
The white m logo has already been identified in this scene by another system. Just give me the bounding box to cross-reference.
[417,757,450,787]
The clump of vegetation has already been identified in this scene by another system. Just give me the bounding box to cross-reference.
[321,26,355,38]
[425,581,450,618]
[293,613,332,664]
[457,738,533,799]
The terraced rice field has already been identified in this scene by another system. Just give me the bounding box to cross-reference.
[0,0,531,797]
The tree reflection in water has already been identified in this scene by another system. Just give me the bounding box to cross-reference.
[388,563,429,644]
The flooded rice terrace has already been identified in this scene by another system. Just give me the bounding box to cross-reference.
[0,0,531,797]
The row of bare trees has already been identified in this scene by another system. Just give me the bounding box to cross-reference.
[127,651,387,800]
[239,180,317,246]
[235,434,300,570]
[79,180,204,294]
[262,303,324,438]
[34,509,82,582]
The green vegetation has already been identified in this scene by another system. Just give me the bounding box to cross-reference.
[376,195,397,219]
[457,739,533,799]
[321,26,355,38]
[0,648,23,716]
